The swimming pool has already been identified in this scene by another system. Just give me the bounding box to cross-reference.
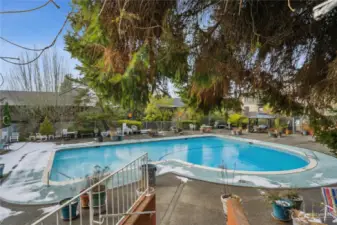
[50,136,311,182]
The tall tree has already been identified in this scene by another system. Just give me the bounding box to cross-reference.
[66,0,337,119]
[6,48,74,126]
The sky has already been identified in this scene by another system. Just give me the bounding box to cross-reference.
[0,0,79,88]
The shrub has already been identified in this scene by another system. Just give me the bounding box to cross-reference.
[228,113,248,126]
[39,117,54,135]
[117,120,142,128]
[316,129,337,155]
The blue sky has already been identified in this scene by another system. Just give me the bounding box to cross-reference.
[0,0,79,87]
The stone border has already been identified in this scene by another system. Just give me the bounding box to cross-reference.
[44,134,317,185]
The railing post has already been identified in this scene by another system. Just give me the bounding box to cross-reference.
[146,154,149,195]
[89,191,93,225]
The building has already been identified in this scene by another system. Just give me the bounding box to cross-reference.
[0,90,97,133]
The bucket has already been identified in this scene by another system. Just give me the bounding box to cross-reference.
[272,199,293,221]
[92,189,106,207]
[59,198,79,221]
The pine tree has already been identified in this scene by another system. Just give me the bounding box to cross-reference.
[2,102,11,128]
[39,116,54,135]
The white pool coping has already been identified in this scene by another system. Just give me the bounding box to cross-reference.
[43,134,318,186]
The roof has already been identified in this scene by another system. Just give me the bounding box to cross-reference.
[246,112,275,119]
[157,98,185,108]
[0,90,78,106]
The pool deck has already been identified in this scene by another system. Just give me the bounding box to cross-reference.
[1,131,337,224]
[1,173,336,225]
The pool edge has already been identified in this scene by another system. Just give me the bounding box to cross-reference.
[45,134,318,186]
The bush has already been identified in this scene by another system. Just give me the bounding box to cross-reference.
[39,117,54,135]
[117,120,142,128]
[316,129,337,155]
[228,113,248,126]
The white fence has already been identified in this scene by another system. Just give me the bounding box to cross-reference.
[31,153,152,225]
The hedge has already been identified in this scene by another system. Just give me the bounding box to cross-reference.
[117,120,143,128]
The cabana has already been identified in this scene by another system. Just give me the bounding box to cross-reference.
[246,112,276,133]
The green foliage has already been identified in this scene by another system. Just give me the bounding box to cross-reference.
[2,102,11,128]
[228,113,248,126]
[59,75,73,93]
[117,120,142,128]
[316,129,337,155]
[39,117,54,135]
[144,97,174,121]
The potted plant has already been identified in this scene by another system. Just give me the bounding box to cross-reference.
[266,192,293,221]
[219,162,241,216]
[79,176,90,208]
[281,190,303,210]
[59,198,79,220]
[90,165,110,208]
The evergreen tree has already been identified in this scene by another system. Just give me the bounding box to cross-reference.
[39,117,54,135]
[2,102,11,128]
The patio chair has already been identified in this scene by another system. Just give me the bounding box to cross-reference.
[1,131,8,143]
[189,124,196,131]
[29,133,36,141]
[62,129,68,138]
[101,130,110,137]
[54,131,62,139]
[122,123,132,135]
[35,133,48,141]
[116,128,123,135]
[10,132,19,142]
[321,187,337,222]
[131,125,139,134]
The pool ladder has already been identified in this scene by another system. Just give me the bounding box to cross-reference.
[304,151,318,160]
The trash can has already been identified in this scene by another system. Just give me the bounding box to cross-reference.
[141,164,157,187]
[0,164,4,178]
[117,135,124,141]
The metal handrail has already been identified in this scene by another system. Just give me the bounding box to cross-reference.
[31,153,149,225]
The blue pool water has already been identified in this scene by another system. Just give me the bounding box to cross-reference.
[50,137,309,181]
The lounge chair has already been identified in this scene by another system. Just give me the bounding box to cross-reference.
[321,187,337,222]
[140,129,151,134]
[10,132,19,142]
[122,123,132,135]
[36,133,48,141]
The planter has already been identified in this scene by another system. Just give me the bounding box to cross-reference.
[80,190,89,208]
[136,187,155,197]
[272,199,293,221]
[60,198,79,221]
[92,185,106,207]
[220,194,242,215]
[290,196,303,210]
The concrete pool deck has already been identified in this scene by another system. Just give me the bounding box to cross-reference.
[0,132,337,224]
[1,132,337,205]
[1,174,336,225]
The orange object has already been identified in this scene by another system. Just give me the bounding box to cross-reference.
[227,198,250,225]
